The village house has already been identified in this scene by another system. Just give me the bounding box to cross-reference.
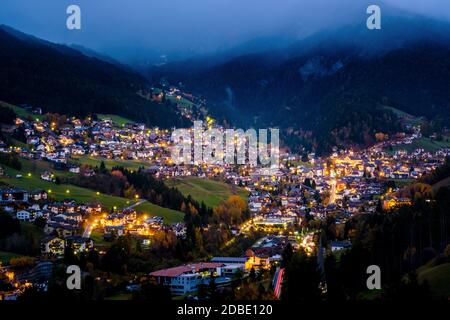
[0,188,29,203]
[27,189,47,201]
[331,240,352,252]
[54,212,83,223]
[44,222,79,238]
[41,236,65,256]
[40,171,55,182]
[16,210,31,221]
[65,236,93,254]
[68,166,80,173]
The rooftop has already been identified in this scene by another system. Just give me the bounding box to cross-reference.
[150,262,224,278]
[211,257,247,263]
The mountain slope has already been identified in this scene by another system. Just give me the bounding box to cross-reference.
[149,15,450,153]
[0,25,189,128]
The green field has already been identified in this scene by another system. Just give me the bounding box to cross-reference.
[89,230,114,248]
[134,201,184,224]
[1,158,183,222]
[0,102,132,126]
[71,155,149,171]
[3,157,74,179]
[385,178,414,187]
[0,251,24,265]
[0,173,136,208]
[98,114,133,126]
[0,101,41,121]
[392,136,450,153]
[10,138,28,149]
[1,174,183,222]
[288,160,314,168]
[167,95,194,108]
[383,106,423,126]
[382,106,449,153]
[2,159,127,207]
[165,177,248,208]
[417,260,450,299]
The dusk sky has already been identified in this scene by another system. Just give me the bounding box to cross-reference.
[1,0,450,61]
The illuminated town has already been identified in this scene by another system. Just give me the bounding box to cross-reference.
[1,85,449,300]
[1,1,450,306]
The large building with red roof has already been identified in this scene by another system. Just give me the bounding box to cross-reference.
[150,262,243,296]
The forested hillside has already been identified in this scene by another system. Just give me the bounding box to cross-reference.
[0,26,189,128]
[149,16,450,153]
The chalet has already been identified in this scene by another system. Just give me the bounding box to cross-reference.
[104,225,125,237]
[40,171,55,182]
[54,212,83,223]
[391,171,409,179]
[41,236,65,256]
[27,136,40,145]
[0,188,29,203]
[46,202,78,214]
[103,213,127,226]
[69,166,80,173]
[133,123,145,131]
[145,216,163,225]
[383,196,412,210]
[82,169,96,177]
[170,223,186,238]
[244,254,270,271]
[29,189,48,201]
[70,145,85,155]
[331,240,352,252]
[65,236,93,253]
[128,224,147,235]
[16,210,31,221]
[0,143,8,153]
[44,222,79,238]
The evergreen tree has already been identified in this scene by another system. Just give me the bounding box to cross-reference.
[282,249,322,302]
[281,243,293,268]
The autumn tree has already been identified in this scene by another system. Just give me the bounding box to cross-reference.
[213,196,248,226]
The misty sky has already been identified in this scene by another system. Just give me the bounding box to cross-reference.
[1,0,450,62]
